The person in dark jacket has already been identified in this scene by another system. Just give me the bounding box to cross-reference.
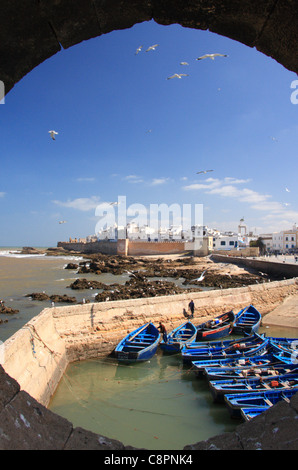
[188,300,195,318]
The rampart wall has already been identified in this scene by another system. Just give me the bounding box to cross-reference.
[211,254,298,279]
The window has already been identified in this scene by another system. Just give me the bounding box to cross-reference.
[229,241,235,246]
[220,241,226,246]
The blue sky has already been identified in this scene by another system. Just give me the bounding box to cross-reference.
[0,19,297,246]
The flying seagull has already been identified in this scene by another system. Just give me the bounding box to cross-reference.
[49,130,58,140]
[167,73,189,80]
[109,201,119,206]
[180,61,189,66]
[135,45,143,55]
[146,44,159,52]
[196,169,214,174]
[285,187,290,192]
[59,220,67,224]
[196,53,228,61]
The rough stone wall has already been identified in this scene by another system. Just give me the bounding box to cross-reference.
[127,240,186,256]
[57,240,118,255]
[3,309,68,407]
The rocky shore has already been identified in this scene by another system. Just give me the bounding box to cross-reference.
[19,252,279,306]
[64,253,275,301]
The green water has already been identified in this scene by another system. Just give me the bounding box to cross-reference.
[49,351,240,450]
[48,325,297,450]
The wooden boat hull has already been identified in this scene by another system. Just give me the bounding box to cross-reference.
[160,321,196,353]
[204,362,298,381]
[233,305,262,335]
[182,335,268,364]
[224,387,298,418]
[192,354,274,378]
[240,407,269,421]
[195,310,235,341]
[114,322,160,363]
[209,372,298,403]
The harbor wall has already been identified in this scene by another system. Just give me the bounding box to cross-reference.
[211,254,298,278]
[2,278,298,407]
[1,278,298,450]
[3,309,68,407]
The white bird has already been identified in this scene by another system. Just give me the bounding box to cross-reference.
[49,130,58,140]
[190,270,207,283]
[109,201,119,206]
[180,61,189,65]
[125,270,138,278]
[196,53,228,61]
[196,169,214,174]
[59,221,67,224]
[146,44,159,52]
[167,73,189,80]
[135,45,143,55]
[285,187,290,192]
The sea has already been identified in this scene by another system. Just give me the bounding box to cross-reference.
[1,247,297,450]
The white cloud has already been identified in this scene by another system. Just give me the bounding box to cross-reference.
[52,196,101,211]
[123,174,144,183]
[150,178,170,186]
[182,176,298,231]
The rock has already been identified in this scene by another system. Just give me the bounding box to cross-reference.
[0,300,19,314]
[26,293,50,301]
[67,278,107,290]
[64,263,78,269]
[49,295,77,304]
[25,293,77,303]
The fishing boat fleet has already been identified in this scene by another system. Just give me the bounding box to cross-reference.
[114,304,298,422]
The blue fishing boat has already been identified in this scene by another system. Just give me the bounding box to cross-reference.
[209,372,298,402]
[269,337,298,356]
[194,310,236,341]
[182,334,268,364]
[240,407,268,421]
[192,354,274,378]
[184,333,264,350]
[233,305,262,334]
[204,362,298,382]
[224,387,298,418]
[114,322,160,363]
[160,321,196,353]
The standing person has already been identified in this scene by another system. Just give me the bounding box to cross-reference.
[188,299,195,318]
[158,321,167,343]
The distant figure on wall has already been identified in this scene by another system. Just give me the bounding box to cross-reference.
[188,300,195,318]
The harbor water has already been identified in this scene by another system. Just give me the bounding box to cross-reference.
[0,248,296,450]
[48,324,297,450]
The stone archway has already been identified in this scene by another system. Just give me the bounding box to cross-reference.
[0,0,297,95]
